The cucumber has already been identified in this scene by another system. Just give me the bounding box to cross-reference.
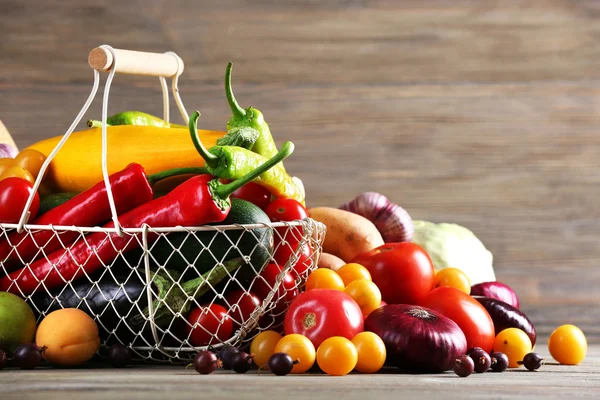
[38,192,77,215]
[123,198,273,279]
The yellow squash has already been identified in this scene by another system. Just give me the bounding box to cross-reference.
[27,126,225,193]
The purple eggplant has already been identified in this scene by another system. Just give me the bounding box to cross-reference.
[474,296,536,347]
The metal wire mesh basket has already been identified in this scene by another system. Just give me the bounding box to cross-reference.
[0,46,326,363]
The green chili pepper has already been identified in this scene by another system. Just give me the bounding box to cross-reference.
[224,62,286,171]
[216,126,260,149]
[189,110,305,204]
[87,111,186,129]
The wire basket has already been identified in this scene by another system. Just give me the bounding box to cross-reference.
[0,45,326,363]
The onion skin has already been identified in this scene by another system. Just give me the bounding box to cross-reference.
[473,296,536,347]
[0,144,17,159]
[471,281,519,309]
[364,304,467,373]
[340,192,414,243]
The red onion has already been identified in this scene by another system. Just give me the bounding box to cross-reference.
[0,143,17,159]
[473,296,536,347]
[471,281,519,309]
[340,192,413,243]
[364,304,467,373]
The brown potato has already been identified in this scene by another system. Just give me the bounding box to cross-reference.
[308,207,384,262]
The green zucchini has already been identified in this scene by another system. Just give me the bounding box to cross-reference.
[38,192,77,215]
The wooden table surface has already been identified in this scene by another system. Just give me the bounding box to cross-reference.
[1,0,599,378]
[1,344,599,400]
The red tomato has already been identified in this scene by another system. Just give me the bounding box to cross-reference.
[265,198,308,222]
[0,177,40,223]
[421,286,495,353]
[284,289,364,348]
[275,242,313,279]
[224,289,261,328]
[252,263,298,314]
[230,182,272,210]
[185,304,233,346]
[351,242,435,305]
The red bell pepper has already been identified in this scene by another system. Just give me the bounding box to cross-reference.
[0,139,294,296]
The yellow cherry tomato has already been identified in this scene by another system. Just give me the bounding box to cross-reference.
[305,268,345,291]
[548,324,587,365]
[344,279,382,317]
[316,336,358,376]
[433,268,471,294]
[274,334,316,374]
[492,328,532,368]
[351,332,386,373]
[336,263,372,286]
[0,158,14,176]
[14,149,46,179]
[250,330,283,368]
[0,166,35,185]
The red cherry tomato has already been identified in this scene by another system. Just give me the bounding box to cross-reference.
[351,242,435,305]
[230,182,272,210]
[0,177,40,223]
[252,263,298,314]
[274,242,313,279]
[185,304,233,346]
[265,198,308,222]
[284,289,364,348]
[224,289,261,328]
[421,286,495,353]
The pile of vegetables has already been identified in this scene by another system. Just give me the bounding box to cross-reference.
[0,62,590,377]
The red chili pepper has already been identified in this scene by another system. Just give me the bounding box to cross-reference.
[0,141,294,296]
[0,163,206,270]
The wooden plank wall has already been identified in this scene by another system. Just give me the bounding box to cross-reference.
[1,0,599,342]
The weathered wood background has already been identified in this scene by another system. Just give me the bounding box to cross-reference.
[1,0,599,342]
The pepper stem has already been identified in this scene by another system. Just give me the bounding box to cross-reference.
[225,62,246,119]
[188,110,219,168]
[87,120,111,128]
[215,141,294,200]
[146,167,209,186]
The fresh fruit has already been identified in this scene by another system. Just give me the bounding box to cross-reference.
[0,292,37,353]
[344,279,382,317]
[265,198,308,222]
[492,328,532,368]
[284,289,364,348]
[519,352,544,371]
[490,352,509,372]
[0,349,7,369]
[13,343,44,370]
[107,344,131,368]
[225,289,261,329]
[0,166,35,184]
[351,332,386,374]
[471,281,519,309]
[0,177,40,223]
[454,355,474,377]
[252,263,298,315]
[433,268,471,294]
[336,263,372,286]
[267,352,296,376]
[14,148,46,179]
[193,350,219,374]
[185,304,233,347]
[218,346,240,370]
[274,334,316,374]
[467,348,491,373]
[473,296,536,346]
[231,351,254,373]
[548,324,587,365]
[422,286,495,353]
[316,336,358,376]
[35,308,100,366]
[250,330,283,368]
[352,242,435,305]
[305,268,345,291]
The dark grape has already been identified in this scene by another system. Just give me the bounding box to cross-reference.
[219,346,239,370]
[231,351,253,374]
[520,352,544,371]
[193,351,219,375]
[468,348,491,373]
[466,347,484,355]
[107,344,131,368]
[267,352,295,376]
[453,355,474,377]
[490,352,509,372]
[13,344,43,370]
[0,349,7,370]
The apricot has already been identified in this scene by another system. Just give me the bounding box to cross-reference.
[35,308,100,366]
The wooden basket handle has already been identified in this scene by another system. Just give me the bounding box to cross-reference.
[88,47,184,77]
